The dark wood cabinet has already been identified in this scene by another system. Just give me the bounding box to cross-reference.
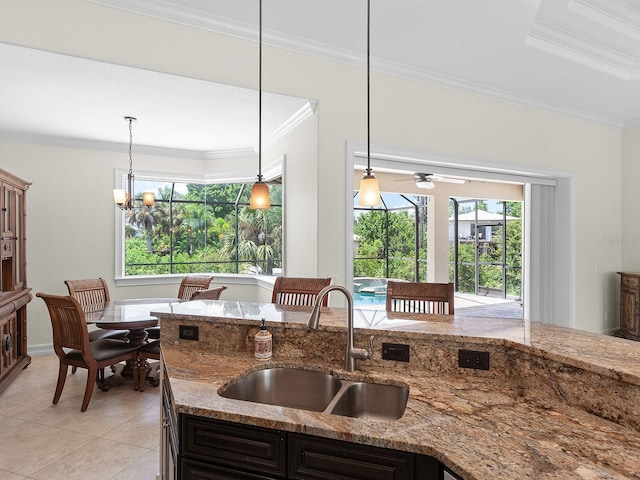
[181,415,286,479]
[0,168,31,393]
[289,432,420,480]
[166,412,441,479]
[617,272,640,341]
[162,365,446,480]
[161,370,178,480]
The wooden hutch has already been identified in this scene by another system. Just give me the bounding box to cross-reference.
[616,271,640,342]
[0,168,31,393]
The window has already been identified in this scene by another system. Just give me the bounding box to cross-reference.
[117,177,282,278]
[353,193,426,282]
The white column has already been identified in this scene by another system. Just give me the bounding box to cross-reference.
[426,195,452,283]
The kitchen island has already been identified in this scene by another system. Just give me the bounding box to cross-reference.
[156,300,640,479]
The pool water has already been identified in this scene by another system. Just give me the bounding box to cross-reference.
[353,277,390,307]
[353,292,386,306]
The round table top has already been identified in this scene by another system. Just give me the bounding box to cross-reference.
[85,298,184,328]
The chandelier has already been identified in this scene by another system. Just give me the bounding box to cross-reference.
[113,116,155,210]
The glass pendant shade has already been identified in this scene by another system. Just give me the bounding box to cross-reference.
[113,188,127,206]
[250,181,271,209]
[358,172,381,206]
[142,191,155,206]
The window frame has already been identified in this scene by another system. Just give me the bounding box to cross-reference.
[114,168,283,286]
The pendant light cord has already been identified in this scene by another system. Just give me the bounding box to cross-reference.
[128,117,134,176]
[366,0,371,176]
[258,0,263,183]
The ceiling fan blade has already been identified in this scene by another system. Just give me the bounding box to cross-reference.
[430,175,465,184]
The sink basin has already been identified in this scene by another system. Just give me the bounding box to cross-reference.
[220,367,409,420]
[329,382,409,421]
[220,367,342,412]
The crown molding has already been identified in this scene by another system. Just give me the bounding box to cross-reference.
[84,0,258,39]
[623,117,640,128]
[376,56,622,127]
[86,0,623,127]
[0,131,197,158]
[268,101,317,145]
[569,0,640,40]
[527,20,639,80]
[202,148,255,161]
[0,130,257,160]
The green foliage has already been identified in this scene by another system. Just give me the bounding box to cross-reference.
[450,200,522,298]
[354,208,426,281]
[124,182,282,276]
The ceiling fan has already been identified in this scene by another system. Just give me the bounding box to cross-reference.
[407,173,466,190]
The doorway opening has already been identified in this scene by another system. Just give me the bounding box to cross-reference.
[347,141,572,325]
[449,198,523,318]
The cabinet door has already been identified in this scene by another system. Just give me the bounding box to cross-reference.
[181,416,286,478]
[162,388,178,480]
[620,276,640,336]
[0,313,17,376]
[13,188,24,288]
[289,433,415,480]
[181,458,280,480]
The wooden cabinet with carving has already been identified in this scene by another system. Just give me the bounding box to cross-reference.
[616,272,640,341]
[0,168,31,393]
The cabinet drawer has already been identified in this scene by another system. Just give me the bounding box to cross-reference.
[181,415,285,478]
[181,458,280,479]
[288,433,414,480]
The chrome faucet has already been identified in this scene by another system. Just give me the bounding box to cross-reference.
[307,284,371,371]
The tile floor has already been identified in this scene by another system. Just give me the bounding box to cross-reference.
[0,354,161,480]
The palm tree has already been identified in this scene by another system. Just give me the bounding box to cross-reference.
[220,207,281,274]
[125,206,155,253]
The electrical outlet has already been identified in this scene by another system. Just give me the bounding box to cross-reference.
[458,349,489,370]
[382,343,410,362]
[179,325,199,341]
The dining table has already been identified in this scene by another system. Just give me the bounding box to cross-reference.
[83,298,185,389]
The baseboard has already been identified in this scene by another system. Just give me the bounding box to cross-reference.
[28,344,54,356]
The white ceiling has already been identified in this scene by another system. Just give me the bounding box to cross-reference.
[3,0,640,155]
[0,42,309,157]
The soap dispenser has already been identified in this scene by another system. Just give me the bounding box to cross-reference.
[254,318,272,360]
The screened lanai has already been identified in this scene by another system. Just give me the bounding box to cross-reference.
[352,185,523,318]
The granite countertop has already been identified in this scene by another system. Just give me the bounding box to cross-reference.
[156,300,640,479]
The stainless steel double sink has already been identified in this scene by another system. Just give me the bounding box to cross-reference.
[219,367,408,421]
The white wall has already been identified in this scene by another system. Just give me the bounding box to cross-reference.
[0,0,626,335]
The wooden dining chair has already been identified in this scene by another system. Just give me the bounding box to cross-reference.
[177,275,214,300]
[190,285,227,300]
[36,293,139,412]
[385,281,455,314]
[135,340,160,392]
[271,277,332,307]
[147,276,218,341]
[64,277,128,342]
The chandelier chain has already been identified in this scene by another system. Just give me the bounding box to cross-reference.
[128,117,133,176]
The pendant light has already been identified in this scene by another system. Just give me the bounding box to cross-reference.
[249,0,271,210]
[113,116,155,209]
[358,0,382,207]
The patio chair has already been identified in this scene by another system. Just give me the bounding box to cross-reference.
[271,277,332,307]
[386,281,455,314]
